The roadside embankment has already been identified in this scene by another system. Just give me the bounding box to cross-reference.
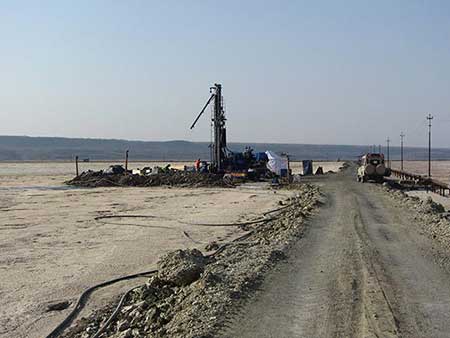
[60,183,321,338]
[382,184,450,257]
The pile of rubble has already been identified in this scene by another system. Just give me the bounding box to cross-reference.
[61,184,321,338]
[66,170,232,188]
[382,185,450,255]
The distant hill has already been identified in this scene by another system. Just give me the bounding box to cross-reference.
[1,135,450,161]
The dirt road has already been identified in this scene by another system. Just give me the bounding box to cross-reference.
[223,169,450,338]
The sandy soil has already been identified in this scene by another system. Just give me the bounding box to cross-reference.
[390,160,450,183]
[389,160,450,210]
[0,163,301,338]
[0,161,342,183]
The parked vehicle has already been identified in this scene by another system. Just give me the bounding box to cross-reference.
[357,153,391,183]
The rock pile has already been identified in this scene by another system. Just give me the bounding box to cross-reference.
[157,249,207,287]
[66,170,232,188]
[425,196,446,213]
[60,184,321,338]
[382,186,450,258]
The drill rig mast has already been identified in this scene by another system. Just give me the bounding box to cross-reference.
[190,83,227,172]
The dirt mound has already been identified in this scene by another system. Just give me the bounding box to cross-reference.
[66,170,232,188]
[157,249,206,286]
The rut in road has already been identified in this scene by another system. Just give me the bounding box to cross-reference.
[221,171,450,338]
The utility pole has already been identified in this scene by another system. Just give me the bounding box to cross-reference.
[75,155,79,176]
[125,149,129,172]
[427,113,433,177]
[400,132,405,171]
[386,137,390,168]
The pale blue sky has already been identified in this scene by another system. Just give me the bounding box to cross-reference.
[1,0,449,147]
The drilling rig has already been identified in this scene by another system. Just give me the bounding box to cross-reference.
[190,83,227,173]
[190,83,270,178]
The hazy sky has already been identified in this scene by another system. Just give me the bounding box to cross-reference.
[1,1,449,147]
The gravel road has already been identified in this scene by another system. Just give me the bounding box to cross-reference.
[223,168,450,338]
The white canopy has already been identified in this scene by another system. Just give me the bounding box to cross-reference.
[265,151,288,175]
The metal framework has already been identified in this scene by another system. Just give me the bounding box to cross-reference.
[190,83,227,172]
[391,168,449,196]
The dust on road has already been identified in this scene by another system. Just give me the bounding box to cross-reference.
[224,167,450,338]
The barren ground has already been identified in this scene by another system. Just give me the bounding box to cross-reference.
[390,160,450,183]
[0,161,341,338]
[389,160,450,210]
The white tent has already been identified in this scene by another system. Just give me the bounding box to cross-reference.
[265,151,288,175]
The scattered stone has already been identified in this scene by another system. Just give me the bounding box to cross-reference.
[117,328,132,338]
[268,249,287,262]
[425,197,446,213]
[116,320,129,332]
[157,249,206,287]
[204,241,220,251]
[46,300,71,312]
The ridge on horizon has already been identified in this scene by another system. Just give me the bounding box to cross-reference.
[1,134,448,150]
[0,135,449,161]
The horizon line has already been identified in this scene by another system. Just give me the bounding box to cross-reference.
[0,134,449,150]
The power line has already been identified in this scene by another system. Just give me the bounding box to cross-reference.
[386,137,390,168]
[427,113,433,177]
[400,132,405,171]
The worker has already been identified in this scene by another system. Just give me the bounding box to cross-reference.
[195,158,201,171]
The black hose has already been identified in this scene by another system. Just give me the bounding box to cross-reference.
[47,199,300,338]
[94,215,162,221]
[45,270,157,338]
[91,231,257,337]
[96,221,175,231]
[177,218,273,227]
[95,214,275,227]
[263,203,294,216]
[91,285,141,338]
